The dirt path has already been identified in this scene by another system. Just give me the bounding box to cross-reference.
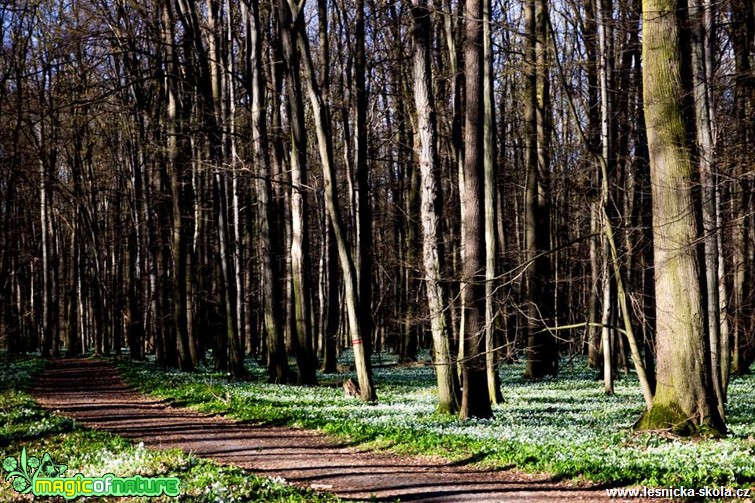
[31,359,639,502]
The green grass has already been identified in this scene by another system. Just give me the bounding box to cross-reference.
[5,352,755,499]
[0,356,344,502]
[116,353,755,490]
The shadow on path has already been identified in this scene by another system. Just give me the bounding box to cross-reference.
[31,359,639,502]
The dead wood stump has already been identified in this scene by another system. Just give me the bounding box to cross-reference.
[343,378,361,398]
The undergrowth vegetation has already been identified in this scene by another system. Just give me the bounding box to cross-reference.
[117,352,755,490]
[0,357,344,502]
[4,352,755,499]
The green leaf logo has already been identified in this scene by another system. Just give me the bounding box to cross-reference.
[37,452,67,478]
[3,448,65,495]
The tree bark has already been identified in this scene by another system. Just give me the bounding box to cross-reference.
[412,0,461,415]
[162,0,194,371]
[690,0,725,418]
[636,0,726,434]
[459,0,493,420]
[730,0,753,375]
[294,0,376,401]
[252,0,289,383]
[355,0,374,383]
[483,0,503,405]
[523,0,556,379]
[279,0,318,385]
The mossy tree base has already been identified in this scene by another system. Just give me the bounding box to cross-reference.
[635,402,726,438]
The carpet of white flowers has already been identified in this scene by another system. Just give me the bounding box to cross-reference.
[120,352,755,488]
[0,358,342,503]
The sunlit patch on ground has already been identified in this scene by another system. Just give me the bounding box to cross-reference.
[117,351,755,489]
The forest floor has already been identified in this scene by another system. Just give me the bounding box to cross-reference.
[31,359,652,502]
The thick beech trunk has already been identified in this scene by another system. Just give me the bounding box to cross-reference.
[637,0,726,434]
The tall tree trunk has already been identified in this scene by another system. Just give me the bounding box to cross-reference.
[637,0,726,434]
[628,2,657,395]
[483,0,503,404]
[443,0,465,354]
[293,0,376,401]
[1,180,20,353]
[598,0,616,392]
[214,172,245,377]
[125,114,145,360]
[403,155,421,363]
[730,0,753,375]
[162,0,194,371]
[251,0,289,383]
[587,206,601,368]
[600,241,615,394]
[459,0,493,420]
[523,0,555,379]
[412,0,462,415]
[690,0,725,417]
[278,0,318,385]
[38,137,54,358]
[535,0,557,376]
[581,0,601,370]
[321,222,340,373]
[225,0,245,363]
[199,0,243,376]
[66,150,83,357]
[355,0,374,381]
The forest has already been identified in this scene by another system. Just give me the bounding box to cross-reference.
[1,0,755,441]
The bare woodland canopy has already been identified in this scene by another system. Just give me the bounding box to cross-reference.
[0,0,753,429]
